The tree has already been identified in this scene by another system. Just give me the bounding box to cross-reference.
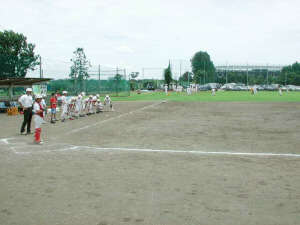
[278,62,300,85]
[113,74,123,96]
[0,30,39,78]
[164,61,173,88]
[179,71,193,82]
[193,70,205,84]
[69,48,91,93]
[129,72,139,90]
[191,51,215,84]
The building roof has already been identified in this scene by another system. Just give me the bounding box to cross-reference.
[0,78,52,87]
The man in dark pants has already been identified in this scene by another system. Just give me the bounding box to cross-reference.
[19,88,33,135]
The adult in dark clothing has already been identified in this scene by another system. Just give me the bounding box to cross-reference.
[19,88,33,135]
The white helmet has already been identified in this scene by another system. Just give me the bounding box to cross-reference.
[35,94,42,99]
[62,91,68,94]
[89,95,92,98]
[96,94,100,97]
[26,88,32,92]
[81,92,86,96]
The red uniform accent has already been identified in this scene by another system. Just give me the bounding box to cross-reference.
[37,102,44,118]
[34,128,42,143]
[50,97,57,109]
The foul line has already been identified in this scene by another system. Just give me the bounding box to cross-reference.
[2,138,300,158]
[75,146,300,158]
[70,101,164,133]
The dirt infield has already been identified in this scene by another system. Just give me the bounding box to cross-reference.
[1,101,300,225]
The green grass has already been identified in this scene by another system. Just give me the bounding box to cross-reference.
[111,91,300,102]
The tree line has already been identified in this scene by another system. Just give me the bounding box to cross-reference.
[1,30,300,87]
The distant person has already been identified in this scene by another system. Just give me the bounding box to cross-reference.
[55,91,60,99]
[187,87,192,95]
[212,88,216,96]
[164,84,168,95]
[41,94,47,120]
[18,88,33,135]
[254,86,258,94]
[60,91,68,122]
[50,93,57,123]
[104,95,114,111]
[33,95,44,144]
[279,87,283,96]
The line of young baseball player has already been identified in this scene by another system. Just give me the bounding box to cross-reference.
[59,91,113,122]
[19,88,113,144]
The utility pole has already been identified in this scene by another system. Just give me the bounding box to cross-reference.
[142,68,144,89]
[39,56,43,78]
[98,65,101,93]
[285,72,287,86]
[246,64,249,86]
[225,63,228,84]
[266,64,269,85]
[180,60,182,82]
[204,61,206,84]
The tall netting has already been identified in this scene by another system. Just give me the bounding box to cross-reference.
[88,67,130,97]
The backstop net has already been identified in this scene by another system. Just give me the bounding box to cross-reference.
[87,67,130,97]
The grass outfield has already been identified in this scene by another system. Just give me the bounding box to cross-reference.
[111,91,300,102]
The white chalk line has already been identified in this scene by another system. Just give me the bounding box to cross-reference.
[70,101,164,134]
[2,137,300,158]
[6,144,300,158]
[67,145,300,158]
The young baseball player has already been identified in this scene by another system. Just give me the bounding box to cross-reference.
[86,95,93,115]
[164,84,168,95]
[96,99,104,113]
[104,95,113,111]
[60,91,68,122]
[33,95,44,144]
[74,94,82,118]
[187,87,192,95]
[79,92,86,117]
[279,87,283,96]
[212,88,216,96]
[253,85,258,94]
[92,95,98,114]
[41,94,47,122]
[50,93,57,123]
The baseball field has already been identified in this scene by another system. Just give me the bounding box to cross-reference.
[1,92,300,225]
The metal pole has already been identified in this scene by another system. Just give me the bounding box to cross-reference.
[246,64,249,86]
[98,65,101,93]
[180,60,182,80]
[142,68,144,89]
[285,72,287,86]
[204,61,206,84]
[39,56,42,78]
[267,64,269,85]
[226,64,228,84]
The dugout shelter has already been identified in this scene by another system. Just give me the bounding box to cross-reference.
[0,78,51,111]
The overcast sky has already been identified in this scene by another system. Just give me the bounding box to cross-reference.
[1,0,299,79]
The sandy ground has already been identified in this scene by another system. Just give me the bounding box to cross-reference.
[0,101,300,225]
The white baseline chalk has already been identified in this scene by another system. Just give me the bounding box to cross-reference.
[70,101,164,133]
[2,138,300,158]
[12,144,300,158]
[77,146,300,158]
